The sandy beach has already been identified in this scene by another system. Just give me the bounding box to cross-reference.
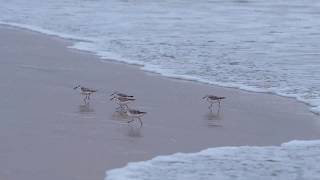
[1,25,320,180]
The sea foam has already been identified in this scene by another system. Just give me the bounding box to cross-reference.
[105,140,320,180]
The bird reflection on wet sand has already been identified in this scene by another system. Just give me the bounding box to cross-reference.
[78,103,95,113]
[205,111,223,127]
[111,110,128,121]
[126,126,142,137]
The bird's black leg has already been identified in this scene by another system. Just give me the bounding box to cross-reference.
[86,95,90,104]
[209,103,214,112]
[138,117,143,127]
[127,118,135,123]
[120,105,126,112]
[83,95,87,104]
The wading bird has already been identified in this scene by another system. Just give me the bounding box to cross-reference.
[126,108,147,127]
[74,85,97,103]
[110,95,135,111]
[203,95,226,113]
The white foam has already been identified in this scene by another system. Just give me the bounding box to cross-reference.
[105,140,320,180]
[0,21,95,42]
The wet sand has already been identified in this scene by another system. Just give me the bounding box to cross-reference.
[1,25,320,180]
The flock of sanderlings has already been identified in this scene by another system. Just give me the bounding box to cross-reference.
[74,85,226,127]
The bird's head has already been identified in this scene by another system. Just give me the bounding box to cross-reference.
[110,91,119,97]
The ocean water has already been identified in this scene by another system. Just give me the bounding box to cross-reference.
[0,0,320,113]
[1,2,319,179]
[105,140,320,180]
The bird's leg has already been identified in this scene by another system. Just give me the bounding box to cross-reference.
[127,117,135,123]
[116,102,122,110]
[86,95,91,104]
[117,105,122,112]
[120,104,126,112]
[209,102,213,112]
[83,95,87,104]
[138,117,143,127]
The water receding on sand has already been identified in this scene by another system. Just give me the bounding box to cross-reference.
[1,0,320,114]
[105,140,320,180]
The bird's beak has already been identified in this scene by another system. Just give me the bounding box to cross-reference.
[73,85,80,90]
[110,97,115,101]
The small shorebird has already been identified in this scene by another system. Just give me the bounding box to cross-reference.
[73,85,97,103]
[126,109,147,127]
[203,95,226,112]
[110,96,135,111]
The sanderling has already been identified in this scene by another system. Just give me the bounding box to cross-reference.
[203,95,226,112]
[126,109,147,127]
[110,96,135,111]
[74,85,97,103]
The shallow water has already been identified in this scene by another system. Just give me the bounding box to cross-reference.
[105,140,320,180]
[0,0,319,113]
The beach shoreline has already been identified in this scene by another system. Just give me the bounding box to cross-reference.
[2,22,320,116]
[1,25,320,180]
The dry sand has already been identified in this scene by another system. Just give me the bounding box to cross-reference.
[0,25,320,180]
